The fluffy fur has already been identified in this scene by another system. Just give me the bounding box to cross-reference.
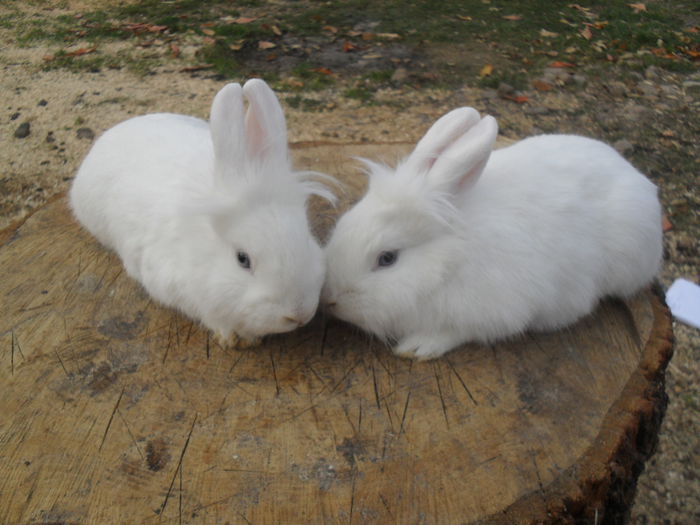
[70,79,333,340]
[323,107,663,360]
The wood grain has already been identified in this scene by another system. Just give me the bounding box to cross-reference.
[0,143,673,524]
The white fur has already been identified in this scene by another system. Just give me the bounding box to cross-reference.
[323,108,663,360]
[70,79,333,340]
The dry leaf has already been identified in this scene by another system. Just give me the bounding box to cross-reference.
[229,40,245,51]
[286,78,304,88]
[533,80,554,91]
[270,24,282,36]
[376,32,401,39]
[312,67,334,76]
[580,26,593,40]
[550,60,576,68]
[258,41,276,50]
[201,28,215,36]
[361,32,374,41]
[66,47,97,57]
[343,40,356,52]
[456,15,473,21]
[504,94,529,103]
[662,214,673,232]
[180,64,214,72]
[346,30,362,37]
[203,37,216,45]
[502,15,523,21]
[170,43,181,58]
[233,17,257,24]
[628,3,646,13]
[661,129,675,137]
[323,25,339,33]
[479,64,494,77]
[540,29,559,38]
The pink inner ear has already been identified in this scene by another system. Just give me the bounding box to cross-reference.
[245,101,266,159]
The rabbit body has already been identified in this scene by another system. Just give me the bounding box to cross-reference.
[71,80,331,341]
[323,109,662,360]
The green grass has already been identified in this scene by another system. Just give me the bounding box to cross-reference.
[10,1,699,81]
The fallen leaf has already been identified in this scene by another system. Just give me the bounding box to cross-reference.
[323,25,339,34]
[502,14,523,21]
[201,28,215,36]
[533,80,554,91]
[580,26,593,40]
[479,64,494,77]
[66,46,97,57]
[229,40,245,51]
[180,64,214,72]
[312,67,334,76]
[503,94,529,103]
[361,32,374,41]
[685,26,699,34]
[258,40,276,50]
[203,37,216,45]
[266,53,278,62]
[124,23,167,33]
[343,40,356,52]
[662,214,673,232]
[546,50,559,57]
[270,24,282,36]
[628,3,646,13]
[456,15,473,21]
[540,29,559,38]
[233,17,257,24]
[286,78,304,88]
[346,30,362,37]
[550,60,576,68]
[376,32,401,39]
[661,129,675,137]
[170,43,181,58]
[593,21,609,29]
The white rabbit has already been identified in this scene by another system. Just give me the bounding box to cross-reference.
[322,107,663,360]
[70,79,334,342]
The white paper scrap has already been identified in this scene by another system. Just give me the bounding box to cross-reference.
[666,278,700,330]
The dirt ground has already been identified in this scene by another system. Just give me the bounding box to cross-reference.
[1,2,699,523]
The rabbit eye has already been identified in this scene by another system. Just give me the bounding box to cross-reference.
[237,250,251,270]
[377,250,399,268]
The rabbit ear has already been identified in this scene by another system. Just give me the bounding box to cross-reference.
[243,78,288,164]
[426,114,498,195]
[405,107,481,175]
[210,83,245,177]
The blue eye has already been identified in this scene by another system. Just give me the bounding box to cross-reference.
[377,250,399,268]
[237,250,251,269]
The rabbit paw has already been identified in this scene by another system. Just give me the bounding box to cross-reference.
[214,331,261,349]
[393,334,456,361]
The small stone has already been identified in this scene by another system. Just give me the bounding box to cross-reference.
[524,106,550,115]
[644,65,662,81]
[682,81,700,94]
[606,81,627,98]
[481,89,498,100]
[497,82,515,96]
[38,99,48,107]
[637,81,658,98]
[390,67,409,84]
[46,131,55,143]
[14,122,30,138]
[613,139,634,155]
[76,127,95,140]
[572,74,587,87]
[10,112,20,121]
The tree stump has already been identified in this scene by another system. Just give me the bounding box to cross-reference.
[0,143,673,524]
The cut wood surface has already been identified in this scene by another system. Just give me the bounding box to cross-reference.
[0,143,673,524]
